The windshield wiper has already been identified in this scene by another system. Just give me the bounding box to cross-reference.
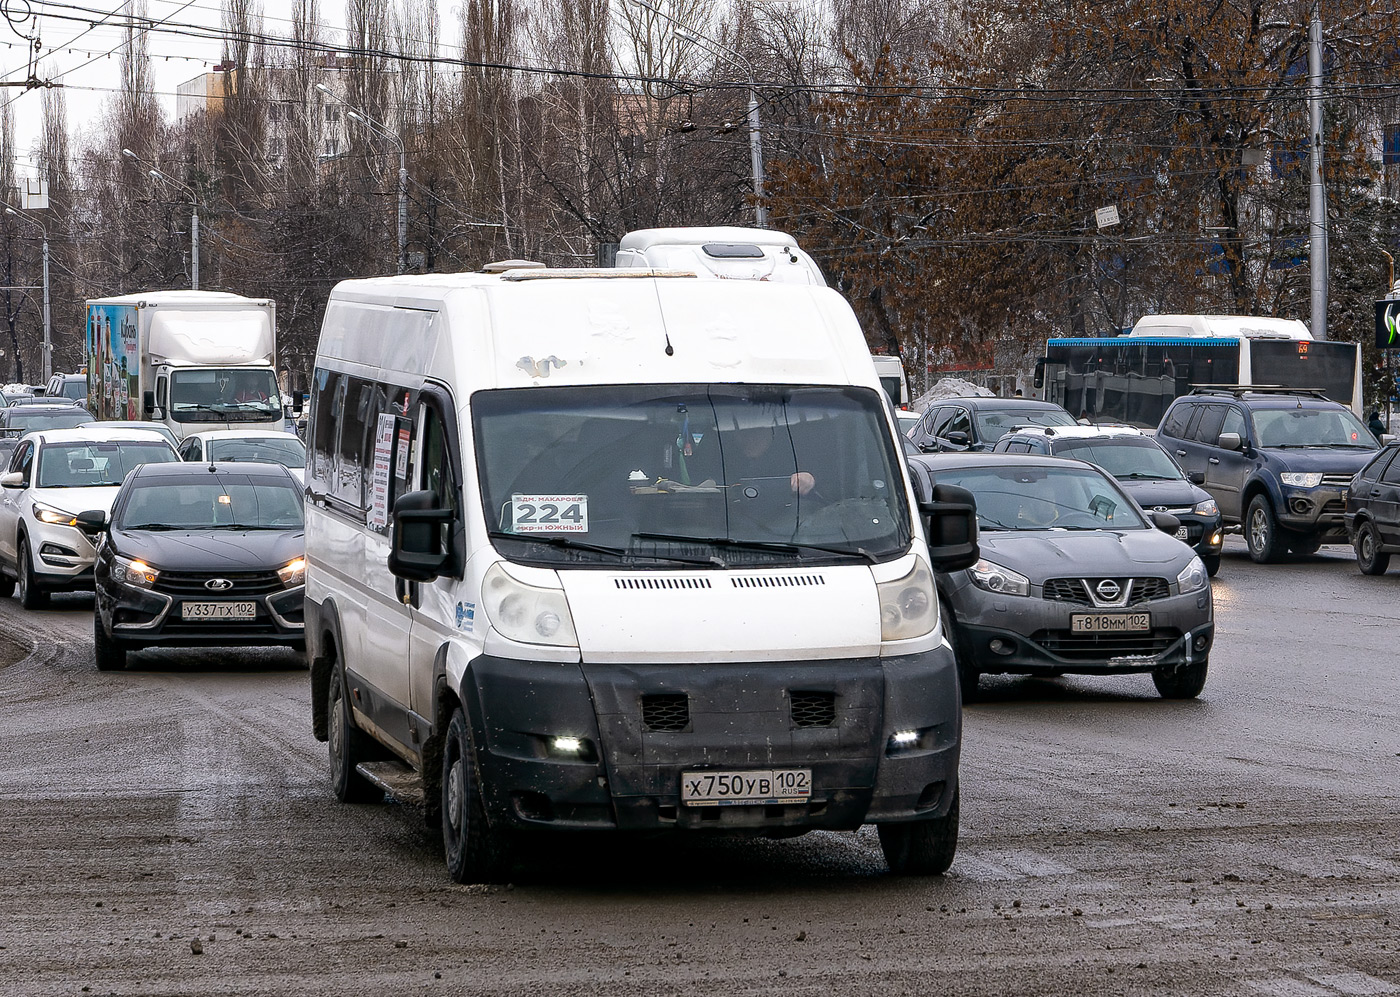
[633,531,878,564]
[488,530,717,566]
[1118,472,1177,480]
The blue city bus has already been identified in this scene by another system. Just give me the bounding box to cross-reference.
[1035,316,1363,429]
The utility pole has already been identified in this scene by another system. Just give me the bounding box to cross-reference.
[1308,4,1328,340]
[5,206,51,382]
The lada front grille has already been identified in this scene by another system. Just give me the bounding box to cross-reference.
[153,570,283,596]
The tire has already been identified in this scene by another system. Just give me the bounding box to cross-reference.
[940,598,980,703]
[1152,658,1209,699]
[92,608,128,672]
[15,536,49,609]
[1244,496,1285,564]
[1201,553,1221,577]
[441,707,512,884]
[327,666,383,804]
[1355,522,1391,575]
[878,788,960,876]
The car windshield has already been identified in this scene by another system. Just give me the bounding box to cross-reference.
[207,436,306,469]
[169,369,281,424]
[976,406,1076,442]
[5,410,92,433]
[1054,439,1184,480]
[927,463,1150,532]
[473,383,911,566]
[37,441,178,488]
[115,475,304,530]
[1251,407,1376,449]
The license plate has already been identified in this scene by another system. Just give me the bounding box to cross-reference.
[181,601,257,621]
[681,769,811,806]
[1174,526,1189,540]
[1070,613,1151,633]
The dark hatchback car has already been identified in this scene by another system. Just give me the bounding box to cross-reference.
[1344,442,1400,575]
[0,404,94,437]
[907,397,1077,454]
[1156,387,1378,562]
[91,462,306,670]
[993,425,1225,575]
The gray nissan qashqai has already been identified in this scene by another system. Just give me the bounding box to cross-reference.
[908,453,1214,701]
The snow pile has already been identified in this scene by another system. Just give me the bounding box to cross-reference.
[911,377,994,412]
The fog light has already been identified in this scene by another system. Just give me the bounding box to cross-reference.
[988,638,1014,656]
[1193,635,1209,651]
[1290,498,1312,515]
[1209,531,1223,546]
[891,730,919,746]
[551,736,584,754]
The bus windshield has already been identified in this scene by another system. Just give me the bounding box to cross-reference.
[472,383,911,567]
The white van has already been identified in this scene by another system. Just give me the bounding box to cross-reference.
[871,354,910,409]
[614,227,826,285]
[305,267,978,882]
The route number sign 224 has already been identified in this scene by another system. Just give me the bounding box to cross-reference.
[509,494,589,533]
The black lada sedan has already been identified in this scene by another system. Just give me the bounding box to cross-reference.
[91,462,305,670]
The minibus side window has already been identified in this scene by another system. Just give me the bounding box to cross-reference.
[333,377,374,507]
[309,369,342,489]
[418,406,455,515]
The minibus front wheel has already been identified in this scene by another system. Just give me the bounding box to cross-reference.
[877,789,959,876]
[442,707,513,884]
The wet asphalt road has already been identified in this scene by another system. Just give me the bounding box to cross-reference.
[1,537,1398,996]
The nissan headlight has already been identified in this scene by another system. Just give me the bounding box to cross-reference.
[33,502,79,527]
[1280,473,1323,488]
[1192,498,1218,516]
[878,558,937,641]
[112,554,159,590]
[277,557,306,588]
[482,562,578,647]
[1176,556,1208,594]
[969,558,1030,597]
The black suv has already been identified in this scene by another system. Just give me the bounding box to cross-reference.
[907,397,1076,453]
[1155,387,1379,562]
[1344,442,1400,575]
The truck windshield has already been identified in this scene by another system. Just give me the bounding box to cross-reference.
[169,369,281,424]
[473,383,912,567]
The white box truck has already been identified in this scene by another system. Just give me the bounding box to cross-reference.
[85,291,283,440]
[304,265,980,883]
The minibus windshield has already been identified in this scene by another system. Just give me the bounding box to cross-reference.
[473,384,912,566]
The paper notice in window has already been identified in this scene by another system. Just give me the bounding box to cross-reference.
[369,413,395,529]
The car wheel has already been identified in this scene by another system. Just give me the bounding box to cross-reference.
[441,707,512,884]
[1244,496,1284,564]
[878,788,959,876]
[940,598,980,703]
[1355,522,1391,575]
[1152,658,1209,699]
[327,666,383,804]
[92,607,128,672]
[16,536,49,609]
[1200,553,1221,577]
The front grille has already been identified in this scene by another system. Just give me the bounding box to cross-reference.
[789,690,835,729]
[641,693,690,732]
[1031,628,1179,661]
[1321,474,1354,487]
[154,570,282,596]
[1320,499,1346,515]
[1043,577,1171,606]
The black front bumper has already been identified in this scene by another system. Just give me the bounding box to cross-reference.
[462,647,962,834]
[97,581,305,648]
[1277,486,1349,537]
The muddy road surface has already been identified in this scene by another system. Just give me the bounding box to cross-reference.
[1,538,1398,996]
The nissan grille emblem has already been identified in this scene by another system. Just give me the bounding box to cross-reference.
[1095,579,1122,601]
[205,578,234,591]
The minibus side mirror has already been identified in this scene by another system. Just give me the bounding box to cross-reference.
[919,483,980,573]
[388,490,454,582]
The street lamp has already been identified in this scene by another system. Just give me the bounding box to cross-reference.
[121,148,199,290]
[316,83,408,274]
[4,205,51,382]
[627,0,768,227]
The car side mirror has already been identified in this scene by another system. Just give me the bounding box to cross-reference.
[1382,434,1396,445]
[1150,511,1181,534]
[0,470,23,489]
[1188,470,1206,485]
[944,431,970,447]
[917,440,941,454]
[1033,357,1046,390]
[76,509,109,532]
[1217,432,1242,451]
[388,489,454,582]
[919,483,980,573]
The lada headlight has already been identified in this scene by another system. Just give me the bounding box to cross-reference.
[1176,556,1208,594]
[112,554,159,589]
[277,557,306,588]
[969,558,1030,597]
[482,562,578,647]
[1193,498,1218,516]
[878,558,937,641]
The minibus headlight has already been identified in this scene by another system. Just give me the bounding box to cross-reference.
[482,563,579,647]
[878,558,937,641]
